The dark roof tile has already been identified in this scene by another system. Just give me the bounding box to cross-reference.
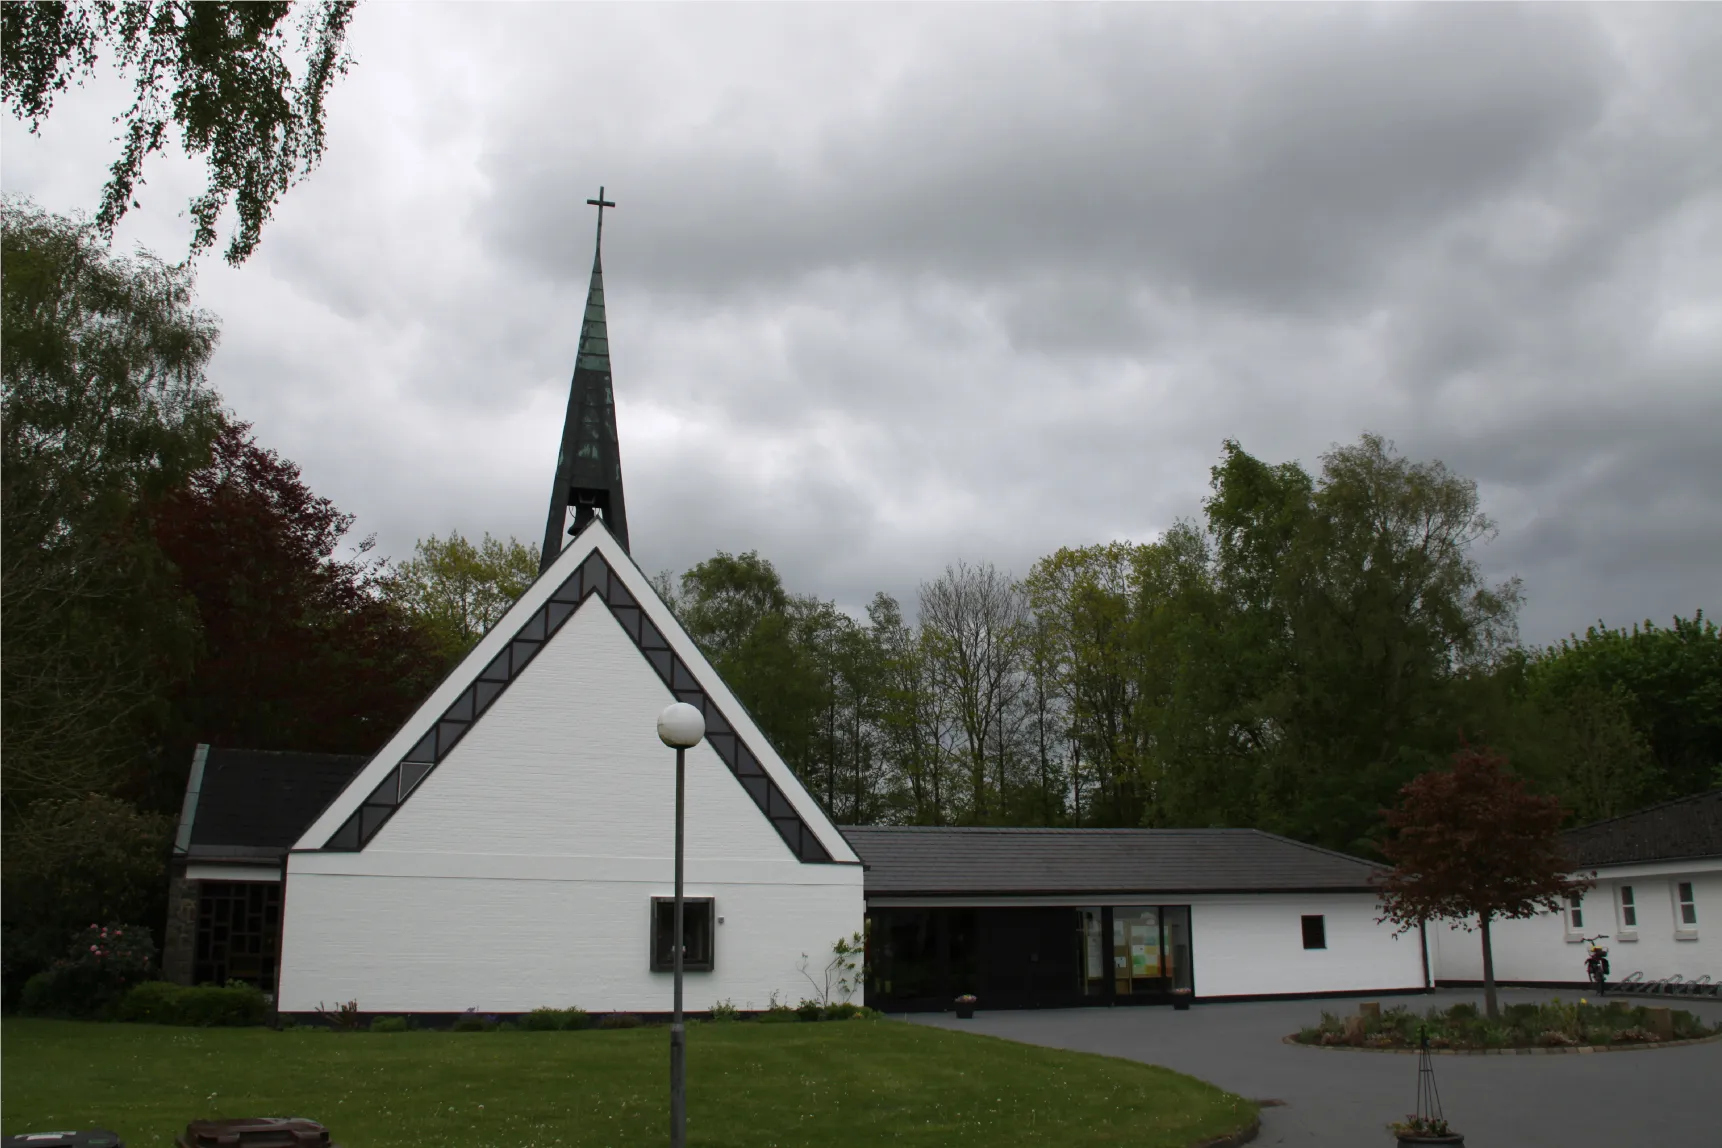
[1564,790,1722,869]
[187,748,370,854]
[841,826,1385,896]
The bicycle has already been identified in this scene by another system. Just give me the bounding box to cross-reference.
[1579,934,1610,995]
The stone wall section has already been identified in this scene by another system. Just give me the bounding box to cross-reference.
[161,873,199,985]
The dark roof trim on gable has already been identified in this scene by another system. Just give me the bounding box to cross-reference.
[320,547,838,864]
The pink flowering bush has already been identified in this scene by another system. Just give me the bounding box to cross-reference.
[19,922,157,1018]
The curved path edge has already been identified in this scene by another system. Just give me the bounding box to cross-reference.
[1187,1112,1259,1148]
[1281,1029,1722,1056]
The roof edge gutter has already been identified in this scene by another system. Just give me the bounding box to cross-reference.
[863,885,1383,899]
[173,743,210,855]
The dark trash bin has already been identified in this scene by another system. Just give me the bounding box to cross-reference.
[2,1135,124,1148]
[174,1119,337,1148]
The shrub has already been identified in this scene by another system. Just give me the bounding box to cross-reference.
[117,981,268,1027]
[1537,1029,1579,1047]
[17,923,158,1019]
[708,999,741,1023]
[1504,1002,1540,1025]
[1446,1002,1478,1020]
[450,1014,492,1032]
[2,797,173,1008]
[756,1008,800,1024]
[823,1002,865,1021]
[369,1016,411,1033]
[495,1020,520,1032]
[316,999,365,1032]
[521,1007,567,1031]
[796,998,823,1022]
[116,980,182,1024]
[598,1013,642,1030]
[1614,1026,1660,1043]
[560,1007,592,1031]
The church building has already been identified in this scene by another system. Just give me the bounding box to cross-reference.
[167,189,1593,1019]
[273,192,864,1015]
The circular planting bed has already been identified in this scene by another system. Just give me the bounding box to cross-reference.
[1286,999,1722,1055]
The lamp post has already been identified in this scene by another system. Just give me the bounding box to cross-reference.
[657,702,705,1148]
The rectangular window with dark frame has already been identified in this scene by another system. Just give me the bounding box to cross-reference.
[1301,914,1326,950]
[1619,885,1637,929]
[1675,881,1698,930]
[651,897,715,972]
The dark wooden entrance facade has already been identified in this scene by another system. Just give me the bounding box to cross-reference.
[866,904,1194,1012]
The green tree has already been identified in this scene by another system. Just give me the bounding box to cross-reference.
[2,1,358,265]
[1527,613,1721,801]
[1375,744,1590,1019]
[919,561,1028,824]
[676,552,830,795]
[1,793,173,1007]
[1024,545,1142,826]
[1,199,218,810]
[385,531,540,665]
[1201,434,1521,854]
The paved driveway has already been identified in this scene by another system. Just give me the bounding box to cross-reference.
[906,988,1722,1147]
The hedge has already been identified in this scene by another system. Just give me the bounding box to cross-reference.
[116,981,270,1027]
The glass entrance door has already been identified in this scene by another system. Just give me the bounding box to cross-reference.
[1112,907,1163,996]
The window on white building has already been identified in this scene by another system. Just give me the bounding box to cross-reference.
[1565,892,1585,935]
[1616,885,1637,939]
[1301,915,1326,950]
[1673,881,1698,938]
[650,897,715,972]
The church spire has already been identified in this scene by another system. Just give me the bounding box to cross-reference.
[540,186,630,569]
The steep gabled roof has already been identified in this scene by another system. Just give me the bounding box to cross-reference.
[843,826,1386,896]
[176,745,368,861]
[1564,789,1722,869]
[292,516,857,864]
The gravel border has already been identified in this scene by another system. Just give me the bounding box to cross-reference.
[1281,1029,1722,1056]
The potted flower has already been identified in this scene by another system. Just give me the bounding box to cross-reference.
[954,994,977,1020]
[1390,1026,1462,1145]
[1171,987,1193,1011]
[1387,1115,1463,1146]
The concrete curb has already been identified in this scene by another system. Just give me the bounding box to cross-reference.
[1281,1030,1722,1056]
[1187,1112,1260,1147]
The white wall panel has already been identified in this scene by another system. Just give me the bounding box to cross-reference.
[370,599,799,863]
[279,871,862,1013]
[1189,893,1427,998]
[279,596,865,1013]
[1430,864,1721,985]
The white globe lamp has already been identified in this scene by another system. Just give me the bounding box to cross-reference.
[657,702,706,749]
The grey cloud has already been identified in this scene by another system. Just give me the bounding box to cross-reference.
[2,3,1714,648]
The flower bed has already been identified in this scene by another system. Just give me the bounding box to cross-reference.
[1290,999,1722,1052]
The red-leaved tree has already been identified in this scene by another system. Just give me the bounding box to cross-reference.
[144,418,445,806]
[1375,743,1592,1018]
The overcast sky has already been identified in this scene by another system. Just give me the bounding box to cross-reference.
[5,3,1718,647]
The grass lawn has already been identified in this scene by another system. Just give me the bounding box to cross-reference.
[2,1018,1255,1148]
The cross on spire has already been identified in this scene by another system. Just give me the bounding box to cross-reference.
[541,184,630,568]
[588,186,615,247]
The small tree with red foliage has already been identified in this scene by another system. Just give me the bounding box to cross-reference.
[146,418,446,805]
[1375,743,1592,1019]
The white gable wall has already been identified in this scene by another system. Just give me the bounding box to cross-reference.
[1190,893,1426,998]
[279,579,864,1013]
[1430,860,1720,985]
